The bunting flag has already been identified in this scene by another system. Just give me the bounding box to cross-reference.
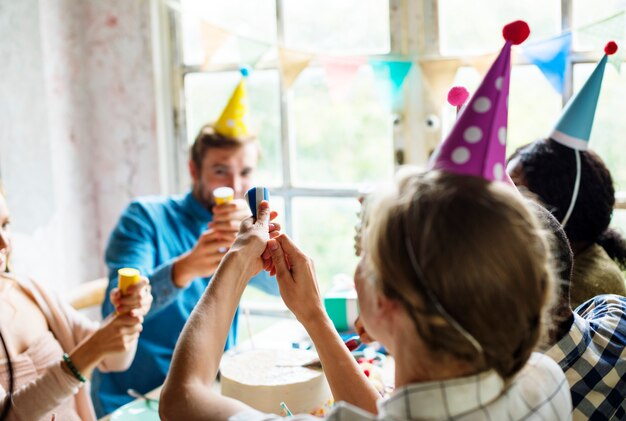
[576,11,625,72]
[464,53,497,75]
[320,56,366,103]
[523,33,572,93]
[278,48,314,88]
[370,59,413,110]
[419,59,462,106]
[237,36,271,67]
[200,21,230,70]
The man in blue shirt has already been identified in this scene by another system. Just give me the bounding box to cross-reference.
[91,122,279,415]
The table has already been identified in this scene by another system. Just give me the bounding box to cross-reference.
[98,319,393,420]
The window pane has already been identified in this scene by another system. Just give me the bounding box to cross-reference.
[184,70,282,186]
[572,0,626,51]
[293,197,360,294]
[439,0,561,55]
[442,66,562,156]
[291,67,394,187]
[282,0,389,54]
[180,0,276,65]
[574,63,626,191]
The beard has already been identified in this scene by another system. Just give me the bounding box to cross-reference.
[192,180,216,210]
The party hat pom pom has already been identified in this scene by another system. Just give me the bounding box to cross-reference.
[240,66,251,77]
[604,41,618,55]
[502,20,530,45]
[447,86,469,107]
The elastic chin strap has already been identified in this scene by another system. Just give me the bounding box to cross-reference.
[561,149,581,227]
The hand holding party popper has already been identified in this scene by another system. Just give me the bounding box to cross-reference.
[245,186,270,219]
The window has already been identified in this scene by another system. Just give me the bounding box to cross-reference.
[167,0,394,310]
[162,0,626,316]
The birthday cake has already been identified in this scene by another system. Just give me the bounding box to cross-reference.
[220,349,332,415]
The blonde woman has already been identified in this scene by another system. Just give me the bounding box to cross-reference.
[160,170,572,420]
[0,189,152,420]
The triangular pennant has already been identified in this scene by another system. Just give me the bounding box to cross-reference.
[419,59,462,106]
[320,56,366,103]
[370,59,413,110]
[576,11,625,72]
[237,36,271,67]
[464,53,497,75]
[523,33,572,93]
[200,21,230,70]
[278,48,314,88]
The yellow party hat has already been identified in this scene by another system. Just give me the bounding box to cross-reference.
[214,67,250,138]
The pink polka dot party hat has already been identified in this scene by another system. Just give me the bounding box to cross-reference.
[433,20,530,185]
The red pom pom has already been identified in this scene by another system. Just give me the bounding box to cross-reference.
[502,20,530,45]
[447,86,469,107]
[605,41,618,55]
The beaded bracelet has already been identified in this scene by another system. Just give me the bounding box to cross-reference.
[62,353,86,383]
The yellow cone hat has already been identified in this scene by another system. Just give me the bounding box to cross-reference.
[214,67,250,138]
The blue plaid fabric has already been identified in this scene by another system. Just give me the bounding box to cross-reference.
[546,294,626,420]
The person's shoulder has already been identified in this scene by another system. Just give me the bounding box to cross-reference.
[576,294,626,328]
[510,353,571,412]
[123,194,186,218]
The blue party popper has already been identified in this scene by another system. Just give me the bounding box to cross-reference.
[245,187,270,219]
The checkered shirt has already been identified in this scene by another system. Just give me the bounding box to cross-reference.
[546,294,626,420]
[231,352,571,421]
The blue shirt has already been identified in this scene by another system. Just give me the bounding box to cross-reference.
[546,294,626,420]
[91,192,278,416]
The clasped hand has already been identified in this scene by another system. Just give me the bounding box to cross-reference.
[234,202,325,326]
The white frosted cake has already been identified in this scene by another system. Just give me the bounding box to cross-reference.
[220,349,332,415]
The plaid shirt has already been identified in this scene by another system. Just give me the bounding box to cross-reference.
[546,294,626,420]
[231,352,571,421]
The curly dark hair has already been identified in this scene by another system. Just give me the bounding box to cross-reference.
[512,138,626,269]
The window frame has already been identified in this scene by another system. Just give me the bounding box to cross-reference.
[162,0,405,238]
[155,0,626,226]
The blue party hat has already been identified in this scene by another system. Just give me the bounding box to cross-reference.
[550,41,618,150]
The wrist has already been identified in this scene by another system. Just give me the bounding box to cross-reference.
[298,305,330,330]
[172,254,194,287]
[227,249,256,272]
[69,339,104,376]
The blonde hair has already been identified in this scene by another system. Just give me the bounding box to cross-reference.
[364,169,555,380]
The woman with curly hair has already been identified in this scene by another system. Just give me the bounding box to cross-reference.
[508,138,626,307]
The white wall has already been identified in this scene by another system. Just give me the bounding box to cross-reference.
[0,0,162,294]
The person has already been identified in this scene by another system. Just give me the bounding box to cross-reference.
[159,169,573,421]
[525,199,626,420]
[92,72,279,414]
[507,41,625,308]
[0,187,152,421]
[508,139,626,307]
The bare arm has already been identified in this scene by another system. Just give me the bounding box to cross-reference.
[160,202,278,421]
[267,235,380,414]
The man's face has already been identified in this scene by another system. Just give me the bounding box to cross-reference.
[190,143,259,209]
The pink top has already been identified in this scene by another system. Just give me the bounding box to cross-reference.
[0,331,82,421]
[0,274,138,421]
